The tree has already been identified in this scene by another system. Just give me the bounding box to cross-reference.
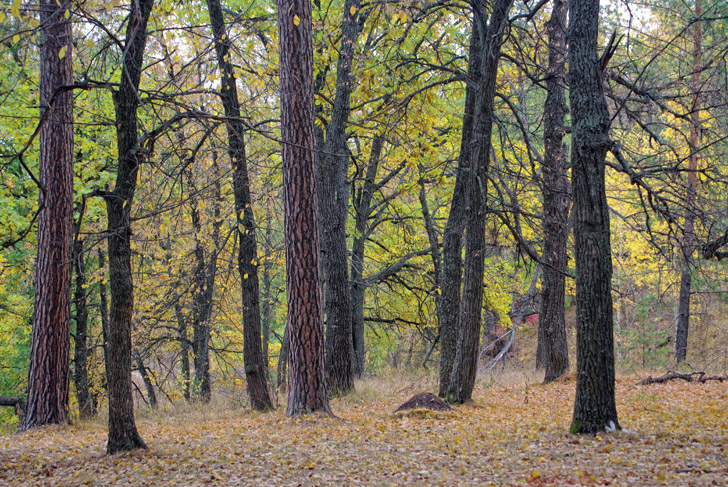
[675,0,703,364]
[279,0,331,416]
[205,0,273,410]
[318,0,362,394]
[21,0,74,431]
[104,0,155,454]
[538,0,570,384]
[444,0,514,404]
[569,0,620,434]
[73,239,94,419]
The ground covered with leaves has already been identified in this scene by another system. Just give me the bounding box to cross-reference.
[2,374,727,486]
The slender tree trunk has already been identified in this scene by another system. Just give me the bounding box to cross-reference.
[98,247,110,392]
[188,178,219,403]
[439,23,480,398]
[261,206,273,370]
[676,0,702,364]
[104,0,154,454]
[277,325,289,390]
[279,0,331,416]
[73,239,94,419]
[205,0,272,410]
[446,0,513,404]
[349,134,385,377]
[134,351,157,409]
[539,0,570,384]
[175,303,191,401]
[318,0,362,395]
[418,165,443,321]
[21,0,74,432]
[569,0,620,435]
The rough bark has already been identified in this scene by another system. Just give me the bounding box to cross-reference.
[104,0,154,454]
[21,0,74,432]
[205,0,272,410]
[446,0,513,405]
[569,0,620,435]
[277,324,289,390]
[438,23,480,398]
[73,239,94,419]
[279,0,331,416]
[676,0,702,364]
[539,0,570,384]
[318,0,363,395]
[350,134,385,377]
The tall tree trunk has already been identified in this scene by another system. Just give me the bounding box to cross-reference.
[569,0,620,435]
[446,0,513,404]
[318,0,362,395]
[188,175,220,403]
[205,0,272,410]
[104,0,154,454]
[73,239,94,419]
[349,134,385,377]
[21,0,74,431]
[539,0,570,384]
[278,0,331,416]
[676,0,702,364]
[438,23,480,398]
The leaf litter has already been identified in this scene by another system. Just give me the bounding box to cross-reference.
[1,378,727,486]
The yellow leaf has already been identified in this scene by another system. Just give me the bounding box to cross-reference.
[58,45,67,59]
[64,9,70,19]
[86,39,94,49]
[0,11,5,22]
[11,0,20,19]
[293,14,300,26]
[243,273,248,279]
[12,34,19,43]
[29,17,39,28]
[349,5,356,15]
[398,10,406,23]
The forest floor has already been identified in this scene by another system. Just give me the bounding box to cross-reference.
[1,372,727,486]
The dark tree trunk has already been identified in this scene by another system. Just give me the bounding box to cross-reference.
[104,0,154,454]
[73,239,94,419]
[569,0,620,435]
[175,303,191,401]
[134,351,157,409]
[418,165,443,320]
[277,324,289,390]
[22,0,74,432]
[189,179,219,403]
[446,0,513,404]
[676,0,702,364]
[205,0,272,410]
[278,0,331,416]
[98,246,110,393]
[438,23,480,398]
[350,134,385,377]
[539,0,570,384]
[261,206,273,370]
[318,0,362,395]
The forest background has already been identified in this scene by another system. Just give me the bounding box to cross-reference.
[1,0,728,432]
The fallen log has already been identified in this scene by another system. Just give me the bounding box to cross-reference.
[637,371,728,385]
